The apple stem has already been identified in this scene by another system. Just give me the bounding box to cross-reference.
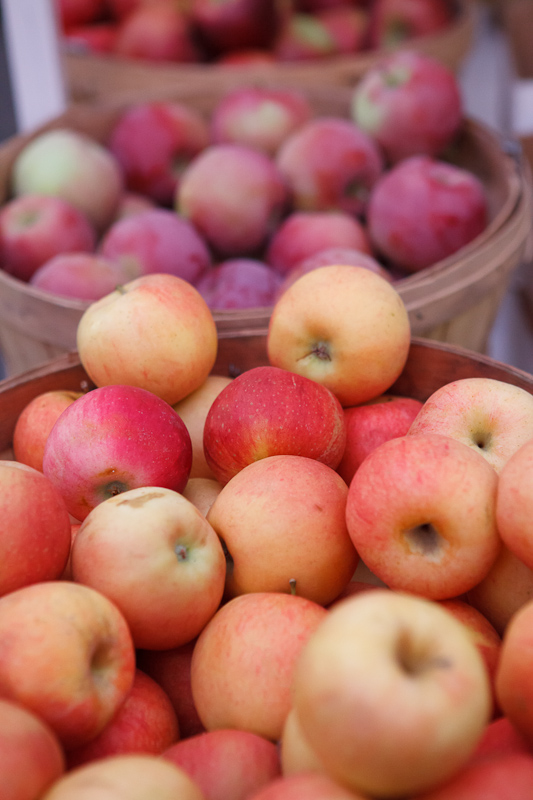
[289,578,297,595]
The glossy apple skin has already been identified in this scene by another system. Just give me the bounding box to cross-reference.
[191,591,328,741]
[66,669,180,768]
[71,486,226,649]
[99,208,212,285]
[76,273,219,406]
[367,155,488,273]
[276,117,384,216]
[30,252,138,301]
[351,49,463,164]
[163,728,281,800]
[368,0,452,49]
[108,102,210,206]
[13,389,83,472]
[0,581,136,750]
[203,365,347,484]
[206,455,358,604]
[336,394,423,485]
[210,86,312,156]
[40,754,207,800]
[0,697,65,800]
[113,3,202,62]
[196,259,282,310]
[345,433,501,599]
[43,384,193,521]
[0,194,96,282]
[177,144,288,257]
[266,210,372,276]
[0,461,72,597]
[12,128,124,233]
[291,590,492,797]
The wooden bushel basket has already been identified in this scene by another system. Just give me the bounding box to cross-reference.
[0,82,530,377]
[62,0,476,103]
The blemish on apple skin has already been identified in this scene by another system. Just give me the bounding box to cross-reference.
[175,544,188,561]
[117,491,165,507]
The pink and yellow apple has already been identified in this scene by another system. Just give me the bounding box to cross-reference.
[13,388,83,472]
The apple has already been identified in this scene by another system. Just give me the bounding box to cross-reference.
[247,771,370,800]
[0,460,72,597]
[366,155,488,273]
[345,433,500,599]
[336,393,423,485]
[163,728,281,800]
[0,194,96,283]
[267,264,411,407]
[63,21,119,54]
[176,143,288,257]
[265,210,373,276]
[66,668,180,768]
[189,0,282,56]
[113,1,202,62]
[137,640,207,740]
[108,101,210,206]
[29,252,139,301]
[190,591,328,741]
[467,544,533,637]
[315,6,370,54]
[351,49,463,164]
[279,707,325,776]
[182,475,222,518]
[11,128,124,233]
[368,0,453,50]
[112,191,156,221]
[494,437,533,571]
[98,208,212,285]
[203,365,347,484]
[275,247,392,299]
[57,0,107,28]
[43,384,193,521]
[173,374,234,480]
[206,454,358,604]
[40,754,206,800]
[76,273,219,406]
[210,86,313,157]
[71,486,226,649]
[407,377,533,474]
[275,117,384,216]
[496,598,533,746]
[291,589,492,797]
[472,716,532,762]
[0,697,65,799]
[411,753,533,799]
[0,580,136,749]
[273,13,339,61]
[195,259,283,310]
[13,388,83,472]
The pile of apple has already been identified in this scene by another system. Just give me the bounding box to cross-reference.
[3,261,533,799]
[57,0,456,66]
[0,48,489,312]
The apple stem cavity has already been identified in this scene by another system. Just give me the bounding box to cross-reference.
[396,628,453,678]
[103,480,129,500]
[304,341,331,362]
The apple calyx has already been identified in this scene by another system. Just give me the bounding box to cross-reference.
[101,479,129,501]
[301,341,331,362]
[175,544,189,562]
[396,627,453,677]
[402,522,445,561]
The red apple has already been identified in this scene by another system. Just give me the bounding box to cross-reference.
[495,598,533,747]
[113,1,202,62]
[43,384,193,521]
[63,21,119,53]
[315,6,370,54]
[112,191,156,221]
[0,580,136,749]
[177,143,288,257]
[265,210,372,276]
[66,668,180,768]
[13,388,83,472]
[273,12,339,61]
[57,0,107,28]
[195,258,283,310]
[210,86,313,157]
[276,117,384,216]
[472,716,532,762]
[98,208,212,285]
[189,0,282,56]
[247,772,370,800]
[29,252,138,301]
[367,155,488,273]
[203,365,347,484]
[0,194,96,282]
[368,0,453,50]
[0,460,72,597]
[163,728,281,800]
[108,101,210,206]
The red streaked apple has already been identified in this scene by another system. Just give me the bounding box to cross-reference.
[76,273,219,406]
[11,128,124,233]
[189,0,282,56]
[0,580,136,750]
[206,454,358,604]
[113,2,202,62]
[13,388,83,472]
[368,0,453,50]
[71,486,226,649]
[29,252,138,301]
[345,433,500,599]
[0,460,72,597]
[0,193,96,282]
[203,366,347,485]
[190,591,328,741]
[291,589,492,797]
[407,377,533,474]
[195,258,283,310]
[267,264,411,407]
[495,437,533,570]
[163,728,281,800]
[43,384,193,521]
[495,598,533,747]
